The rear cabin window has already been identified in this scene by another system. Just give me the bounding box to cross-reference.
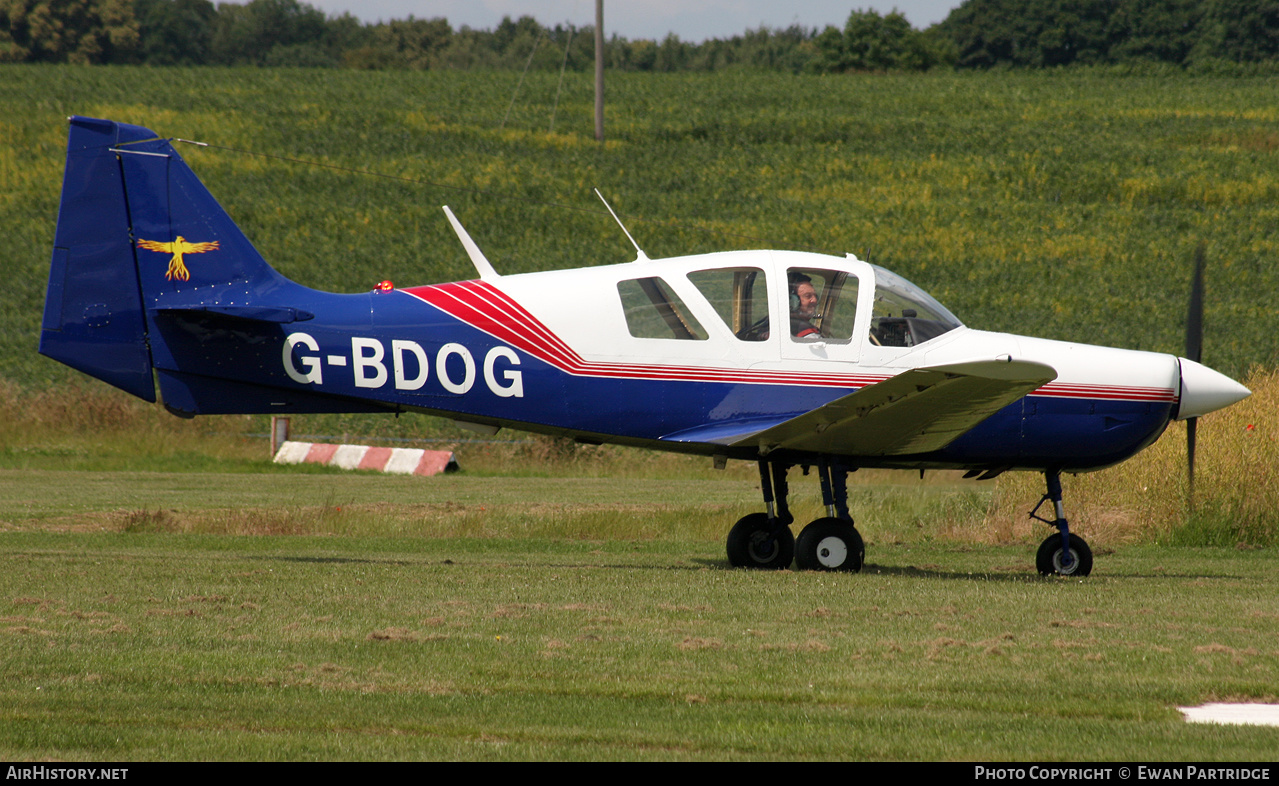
[616,276,708,340]
[686,267,770,341]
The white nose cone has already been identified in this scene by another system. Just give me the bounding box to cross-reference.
[1177,358,1251,420]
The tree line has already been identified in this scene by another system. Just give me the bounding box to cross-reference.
[2,0,1277,70]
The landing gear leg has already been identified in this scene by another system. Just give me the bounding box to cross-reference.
[796,462,864,572]
[1030,470,1093,577]
[726,461,795,569]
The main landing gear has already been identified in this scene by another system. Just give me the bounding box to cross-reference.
[726,461,864,572]
[726,464,1094,576]
[1029,470,1093,577]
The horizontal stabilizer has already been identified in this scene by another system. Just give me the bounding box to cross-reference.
[156,369,391,416]
[153,305,315,324]
[727,358,1057,457]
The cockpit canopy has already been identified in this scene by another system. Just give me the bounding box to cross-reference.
[868,265,963,348]
[613,255,962,351]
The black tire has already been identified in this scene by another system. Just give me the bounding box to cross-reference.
[795,517,864,572]
[1036,533,1093,577]
[726,513,794,569]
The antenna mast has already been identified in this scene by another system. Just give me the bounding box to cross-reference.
[594,188,647,262]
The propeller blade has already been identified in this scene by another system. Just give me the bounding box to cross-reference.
[1185,242,1205,364]
[1186,416,1197,503]
[1184,242,1205,505]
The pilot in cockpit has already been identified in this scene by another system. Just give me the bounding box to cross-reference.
[789,273,820,339]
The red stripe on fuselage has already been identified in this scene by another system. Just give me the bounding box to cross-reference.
[399,281,1177,402]
[402,281,881,388]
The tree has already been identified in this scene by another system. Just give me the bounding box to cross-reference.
[1193,0,1279,61]
[1106,0,1203,64]
[810,9,944,72]
[0,0,139,63]
[373,16,451,69]
[938,0,1279,68]
[939,0,1116,67]
[208,0,329,66]
[135,0,216,65]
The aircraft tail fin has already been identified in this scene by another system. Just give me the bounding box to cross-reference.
[39,116,294,402]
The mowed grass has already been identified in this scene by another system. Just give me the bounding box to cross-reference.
[3,528,1278,760]
[3,397,1279,759]
[2,331,1276,761]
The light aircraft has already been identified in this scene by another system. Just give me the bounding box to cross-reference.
[39,117,1251,576]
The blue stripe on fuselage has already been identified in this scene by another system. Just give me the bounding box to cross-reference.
[151,287,1174,470]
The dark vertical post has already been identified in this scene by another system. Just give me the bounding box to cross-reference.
[595,0,604,142]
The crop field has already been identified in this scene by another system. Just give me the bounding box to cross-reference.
[1,65,1278,760]
[3,65,1279,386]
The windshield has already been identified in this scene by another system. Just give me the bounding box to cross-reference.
[870,265,962,348]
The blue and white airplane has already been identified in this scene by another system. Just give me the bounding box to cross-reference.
[39,117,1251,576]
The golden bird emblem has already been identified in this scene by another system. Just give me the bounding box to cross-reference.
[136,236,220,281]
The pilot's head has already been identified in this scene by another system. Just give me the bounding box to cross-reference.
[789,273,818,319]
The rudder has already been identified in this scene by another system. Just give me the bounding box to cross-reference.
[39,116,294,402]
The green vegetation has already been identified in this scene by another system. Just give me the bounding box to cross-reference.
[3,46,1277,764]
[5,63,1278,537]
[940,0,1279,69]
[3,66,1276,538]
[3,523,1278,760]
[5,1,1279,71]
[4,65,1278,388]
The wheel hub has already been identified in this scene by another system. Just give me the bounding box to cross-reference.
[1053,548,1080,575]
[815,536,847,568]
[748,533,779,562]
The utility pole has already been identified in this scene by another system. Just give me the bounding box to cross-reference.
[594,0,604,142]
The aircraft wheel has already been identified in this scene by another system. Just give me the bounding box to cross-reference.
[726,513,794,569]
[795,517,864,572]
[1036,533,1093,577]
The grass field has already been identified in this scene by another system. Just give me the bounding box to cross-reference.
[2,377,1278,760]
[2,65,1277,760]
[3,514,1278,760]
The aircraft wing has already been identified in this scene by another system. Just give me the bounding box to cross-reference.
[681,358,1056,457]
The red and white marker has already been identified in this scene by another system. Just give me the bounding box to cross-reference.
[273,441,457,476]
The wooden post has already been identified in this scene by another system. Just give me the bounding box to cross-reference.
[270,416,290,457]
[595,0,604,142]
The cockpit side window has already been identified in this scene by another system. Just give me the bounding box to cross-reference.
[686,267,770,342]
[786,268,857,342]
[617,276,708,340]
[869,266,962,348]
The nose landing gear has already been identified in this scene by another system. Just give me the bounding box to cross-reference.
[1030,471,1093,577]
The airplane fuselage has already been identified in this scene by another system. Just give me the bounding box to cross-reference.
[148,250,1180,474]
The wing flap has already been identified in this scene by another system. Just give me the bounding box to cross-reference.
[733,358,1057,457]
[659,415,797,446]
